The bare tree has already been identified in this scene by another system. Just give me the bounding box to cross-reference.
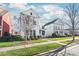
[64,3,79,43]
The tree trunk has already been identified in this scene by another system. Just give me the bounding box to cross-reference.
[72,19,75,43]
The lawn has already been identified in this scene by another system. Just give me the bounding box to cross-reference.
[61,39,79,44]
[0,43,62,56]
[0,39,48,48]
[48,37,71,41]
[61,41,71,44]
[0,41,21,47]
[32,39,48,43]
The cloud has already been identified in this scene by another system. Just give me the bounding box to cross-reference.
[9,3,37,11]
[9,3,27,10]
[42,4,65,19]
[43,4,58,12]
[34,4,66,28]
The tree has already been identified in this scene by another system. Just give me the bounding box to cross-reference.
[64,3,79,43]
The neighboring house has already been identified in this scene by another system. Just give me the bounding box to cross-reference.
[19,8,40,38]
[45,19,64,37]
[0,8,12,37]
[64,29,79,36]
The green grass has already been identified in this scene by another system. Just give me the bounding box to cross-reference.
[0,40,47,48]
[62,41,71,44]
[0,43,62,56]
[32,39,48,43]
[0,41,21,47]
[61,39,79,44]
[48,37,71,41]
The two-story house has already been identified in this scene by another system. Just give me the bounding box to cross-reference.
[45,19,64,37]
[0,8,12,37]
[19,8,40,38]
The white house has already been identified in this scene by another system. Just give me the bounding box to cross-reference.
[19,8,41,38]
[45,19,65,37]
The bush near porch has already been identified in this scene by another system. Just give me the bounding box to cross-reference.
[0,35,24,42]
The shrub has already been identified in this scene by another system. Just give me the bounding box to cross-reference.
[0,37,11,42]
[30,36,34,40]
[37,36,41,39]
[0,35,24,42]
[30,36,41,40]
[3,32,10,37]
[12,35,24,41]
[0,32,11,42]
[52,33,57,37]
[30,36,37,40]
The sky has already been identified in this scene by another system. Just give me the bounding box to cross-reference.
[0,3,69,32]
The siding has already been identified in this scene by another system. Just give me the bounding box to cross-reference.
[2,12,12,34]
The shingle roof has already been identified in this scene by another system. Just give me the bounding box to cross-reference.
[0,8,8,16]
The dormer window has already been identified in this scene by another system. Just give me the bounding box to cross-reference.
[30,12,32,15]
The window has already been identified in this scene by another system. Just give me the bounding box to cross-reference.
[26,30,29,35]
[33,30,36,36]
[39,30,41,34]
[33,20,36,25]
[30,12,32,15]
[26,16,29,24]
[42,31,45,35]
[30,30,32,36]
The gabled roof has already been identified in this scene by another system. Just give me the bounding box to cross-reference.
[20,8,39,18]
[54,19,64,25]
[0,8,8,16]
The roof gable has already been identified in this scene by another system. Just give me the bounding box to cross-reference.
[0,8,8,16]
[21,8,39,18]
[54,19,64,25]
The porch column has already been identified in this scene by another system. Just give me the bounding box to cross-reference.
[1,18,3,37]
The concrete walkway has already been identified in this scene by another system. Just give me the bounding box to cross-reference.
[0,38,74,52]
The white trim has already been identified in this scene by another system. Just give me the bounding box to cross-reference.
[1,16,3,37]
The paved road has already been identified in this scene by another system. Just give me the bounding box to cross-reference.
[60,44,79,56]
